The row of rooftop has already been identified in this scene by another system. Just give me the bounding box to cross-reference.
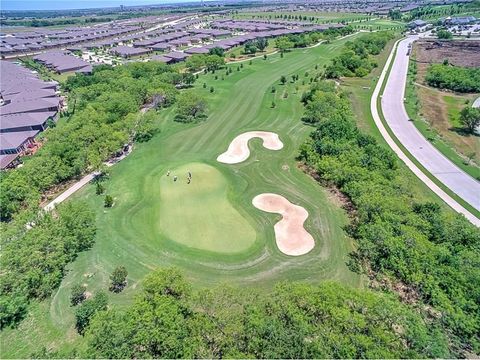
[0,60,62,169]
[0,16,344,169]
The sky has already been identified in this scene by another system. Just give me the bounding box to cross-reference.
[1,0,205,11]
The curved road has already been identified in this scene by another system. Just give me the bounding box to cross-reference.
[372,36,480,226]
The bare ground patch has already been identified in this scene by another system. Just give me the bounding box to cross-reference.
[411,40,480,165]
[413,39,480,68]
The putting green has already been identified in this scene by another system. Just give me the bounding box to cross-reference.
[158,163,256,253]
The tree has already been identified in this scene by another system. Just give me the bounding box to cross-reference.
[256,38,268,51]
[388,9,402,20]
[95,182,104,195]
[459,107,480,134]
[185,55,205,72]
[280,76,287,85]
[208,47,224,57]
[104,195,113,207]
[204,55,225,72]
[244,41,257,54]
[275,36,294,53]
[71,284,87,306]
[109,266,128,293]
[174,91,207,123]
[437,29,453,39]
[75,291,108,334]
[263,54,267,60]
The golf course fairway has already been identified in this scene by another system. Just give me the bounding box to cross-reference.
[159,163,257,253]
[0,34,366,358]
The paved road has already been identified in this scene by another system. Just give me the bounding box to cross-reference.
[371,37,480,226]
[473,97,480,109]
[381,36,480,212]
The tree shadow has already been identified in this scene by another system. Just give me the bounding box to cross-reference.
[448,126,480,137]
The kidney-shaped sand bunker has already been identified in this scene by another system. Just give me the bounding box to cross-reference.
[252,193,315,256]
[217,131,283,164]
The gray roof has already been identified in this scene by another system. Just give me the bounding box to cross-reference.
[0,153,19,169]
[33,51,91,73]
[0,111,56,131]
[0,97,59,115]
[0,130,39,150]
[163,52,190,60]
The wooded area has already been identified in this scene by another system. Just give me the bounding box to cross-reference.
[425,63,480,92]
[325,31,394,78]
[0,201,96,328]
[298,81,480,354]
[37,268,451,358]
[0,62,189,222]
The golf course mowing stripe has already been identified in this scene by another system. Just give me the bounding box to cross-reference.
[2,34,371,358]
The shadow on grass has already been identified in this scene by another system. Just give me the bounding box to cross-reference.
[448,126,480,138]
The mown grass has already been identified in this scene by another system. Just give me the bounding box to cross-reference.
[233,11,371,23]
[1,35,365,358]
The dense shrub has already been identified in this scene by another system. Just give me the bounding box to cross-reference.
[298,82,480,352]
[0,201,96,328]
[81,268,450,358]
[326,31,394,78]
[425,64,480,92]
[0,62,181,222]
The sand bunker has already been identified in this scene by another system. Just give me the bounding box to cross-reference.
[252,193,315,256]
[217,131,283,164]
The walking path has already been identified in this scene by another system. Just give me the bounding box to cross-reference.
[43,103,155,211]
[371,36,480,226]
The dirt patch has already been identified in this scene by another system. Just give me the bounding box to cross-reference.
[411,40,480,165]
[299,163,356,216]
[217,131,283,164]
[252,193,315,256]
[413,40,480,68]
[412,71,479,164]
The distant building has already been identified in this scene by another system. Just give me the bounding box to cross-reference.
[407,19,427,29]
[443,16,478,26]
[0,61,61,169]
[110,45,152,58]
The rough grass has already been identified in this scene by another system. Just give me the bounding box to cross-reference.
[341,37,457,208]
[405,59,480,176]
[1,35,365,358]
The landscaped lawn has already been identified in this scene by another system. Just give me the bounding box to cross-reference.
[1,34,365,357]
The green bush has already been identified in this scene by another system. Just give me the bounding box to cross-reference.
[326,32,393,78]
[298,81,480,352]
[82,268,450,358]
[425,64,480,93]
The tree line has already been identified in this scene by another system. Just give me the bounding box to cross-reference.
[298,81,480,354]
[325,31,394,78]
[425,63,480,93]
[36,267,452,358]
[0,62,196,222]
